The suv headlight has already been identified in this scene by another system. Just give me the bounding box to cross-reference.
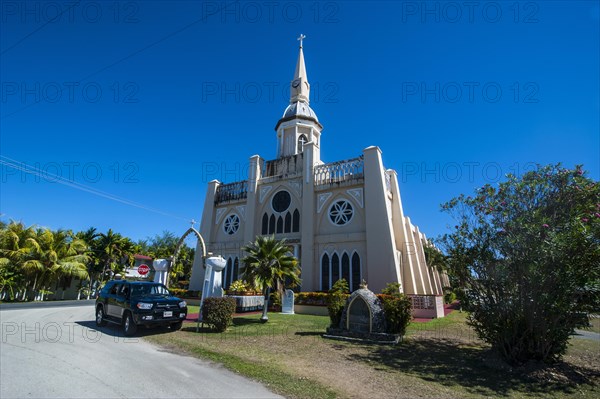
[136,302,153,310]
[179,301,187,308]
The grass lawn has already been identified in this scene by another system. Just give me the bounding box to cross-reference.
[143,310,599,399]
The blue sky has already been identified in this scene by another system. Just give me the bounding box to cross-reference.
[1,0,599,243]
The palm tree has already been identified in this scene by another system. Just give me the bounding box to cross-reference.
[241,236,300,322]
[97,229,135,281]
[0,221,34,300]
[24,228,89,300]
[76,227,102,298]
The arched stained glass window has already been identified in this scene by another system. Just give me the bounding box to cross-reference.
[351,252,361,292]
[342,253,350,283]
[292,209,300,232]
[331,253,340,284]
[261,213,268,235]
[321,254,330,291]
[284,212,291,233]
[269,215,275,234]
[233,257,239,282]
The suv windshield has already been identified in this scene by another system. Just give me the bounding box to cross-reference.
[131,284,170,297]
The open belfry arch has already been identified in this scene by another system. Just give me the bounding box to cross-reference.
[189,35,449,316]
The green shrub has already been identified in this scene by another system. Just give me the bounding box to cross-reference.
[269,291,282,309]
[327,279,349,328]
[295,292,328,306]
[202,297,236,332]
[444,289,457,304]
[381,282,402,296]
[228,280,249,294]
[379,283,412,335]
[378,294,412,335]
[169,288,186,297]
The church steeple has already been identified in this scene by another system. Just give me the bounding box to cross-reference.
[291,34,310,104]
[275,35,323,161]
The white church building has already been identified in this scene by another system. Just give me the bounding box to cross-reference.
[190,38,449,316]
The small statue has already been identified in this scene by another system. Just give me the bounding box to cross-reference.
[359,279,368,289]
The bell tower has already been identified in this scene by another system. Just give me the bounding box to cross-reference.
[275,35,323,162]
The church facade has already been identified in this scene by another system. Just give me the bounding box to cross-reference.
[190,39,449,315]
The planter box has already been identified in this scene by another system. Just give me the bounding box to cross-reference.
[227,295,264,312]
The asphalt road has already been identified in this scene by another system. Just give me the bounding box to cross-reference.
[0,304,281,399]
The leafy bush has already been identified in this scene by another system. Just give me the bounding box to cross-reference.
[173,280,189,289]
[327,279,349,328]
[440,164,600,365]
[381,282,402,296]
[228,280,249,294]
[269,290,282,310]
[295,292,329,306]
[378,283,413,335]
[169,288,186,297]
[202,297,236,332]
[378,294,412,335]
[444,289,457,304]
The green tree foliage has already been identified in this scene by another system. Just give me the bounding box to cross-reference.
[0,222,89,300]
[327,278,349,328]
[202,297,237,332]
[440,164,600,365]
[96,229,136,281]
[241,235,300,322]
[381,282,402,296]
[379,283,412,336]
[140,231,195,285]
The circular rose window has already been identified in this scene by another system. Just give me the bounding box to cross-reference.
[329,200,354,226]
[223,214,240,235]
[272,190,291,213]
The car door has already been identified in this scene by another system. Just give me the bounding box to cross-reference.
[114,283,129,319]
[106,282,122,318]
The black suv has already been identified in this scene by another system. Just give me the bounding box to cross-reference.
[95,280,188,336]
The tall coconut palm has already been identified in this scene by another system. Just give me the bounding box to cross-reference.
[0,221,34,299]
[241,236,300,322]
[24,228,89,300]
[97,229,135,281]
[76,227,102,298]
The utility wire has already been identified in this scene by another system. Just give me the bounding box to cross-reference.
[0,155,190,222]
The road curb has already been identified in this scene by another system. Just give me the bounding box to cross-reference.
[0,299,95,310]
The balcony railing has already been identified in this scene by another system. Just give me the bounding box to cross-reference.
[262,153,303,179]
[215,180,248,204]
[314,156,364,187]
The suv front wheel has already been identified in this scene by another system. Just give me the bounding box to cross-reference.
[96,306,107,327]
[123,312,138,336]
[171,321,183,331]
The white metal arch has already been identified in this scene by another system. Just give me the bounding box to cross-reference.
[169,227,206,287]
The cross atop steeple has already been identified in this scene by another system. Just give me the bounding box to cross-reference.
[297,34,306,48]
[291,35,309,104]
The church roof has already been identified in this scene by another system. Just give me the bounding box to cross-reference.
[282,101,319,121]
